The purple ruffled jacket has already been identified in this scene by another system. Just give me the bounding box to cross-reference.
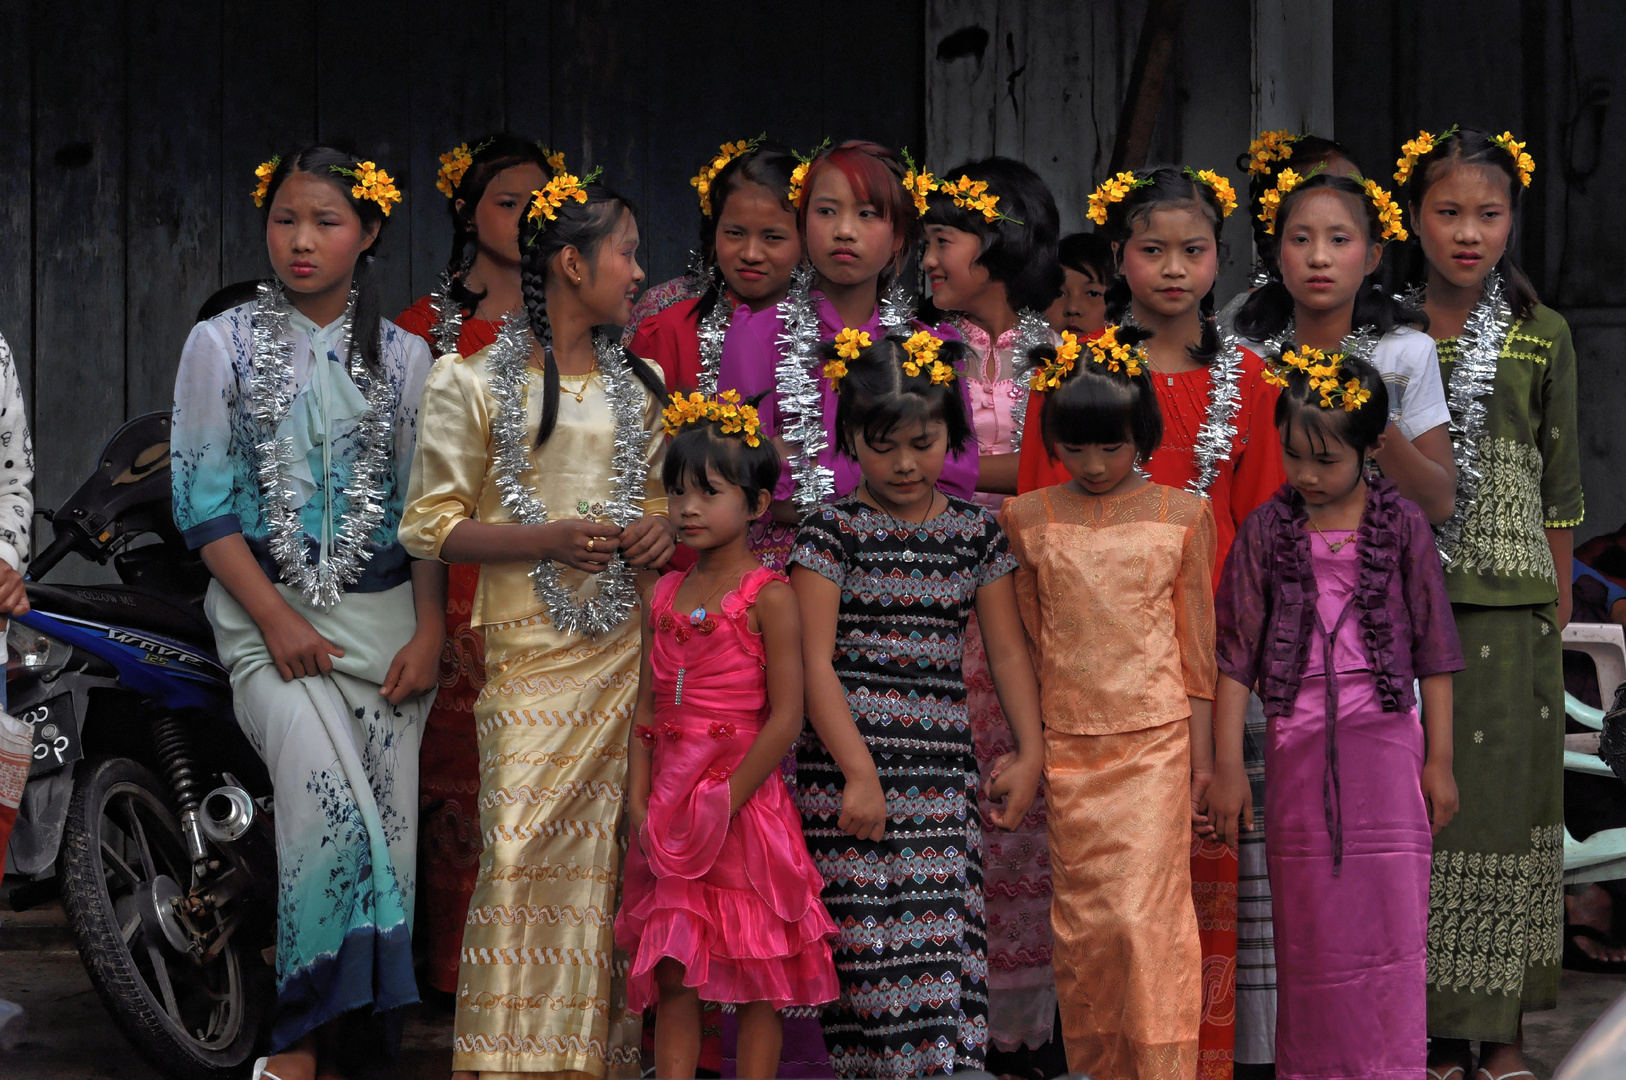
[1215,479,1464,716]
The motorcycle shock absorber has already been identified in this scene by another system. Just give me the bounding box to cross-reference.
[151,714,210,868]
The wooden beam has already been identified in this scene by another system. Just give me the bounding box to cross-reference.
[1109,0,1185,174]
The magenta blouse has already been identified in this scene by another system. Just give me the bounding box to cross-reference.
[1214,478,1464,718]
[717,291,979,503]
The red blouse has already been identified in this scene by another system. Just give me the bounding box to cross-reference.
[397,294,503,359]
[628,294,745,397]
[1016,347,1284,581]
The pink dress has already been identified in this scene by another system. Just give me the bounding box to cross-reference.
[616,568,839,1011]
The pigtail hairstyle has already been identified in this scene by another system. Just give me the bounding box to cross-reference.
[442,134,556,312]
[1273,353,1390,455]
[261,146,392,380]
[692,142,800,324]
[1237,134,1361,278]
[920,156,1063,318]
[1233,173,1428,344]
[1399,126,1539,319]
[1034,322,1163,462]
[828,333,973,458]
[797,141,923,293]
[1098,165,1227,365]
[518,178,667,446]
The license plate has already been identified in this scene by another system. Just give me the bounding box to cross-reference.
[24,693,79,776]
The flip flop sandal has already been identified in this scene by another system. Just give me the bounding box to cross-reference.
[1427,1067,1466,1080]
[251,1059,285,1080]
[1563,922,1626,973]
[1474,1070,1536,1080]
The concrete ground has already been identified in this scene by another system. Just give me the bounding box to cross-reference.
[1,896,1622,1078]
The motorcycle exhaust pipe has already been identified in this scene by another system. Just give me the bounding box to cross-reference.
[199,786,255,843]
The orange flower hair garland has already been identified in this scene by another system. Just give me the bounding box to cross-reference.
[691,135,764,216]
[1261,346,1372,412]
[662,389,763,447]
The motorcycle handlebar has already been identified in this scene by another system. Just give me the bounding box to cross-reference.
[27,532,81,581]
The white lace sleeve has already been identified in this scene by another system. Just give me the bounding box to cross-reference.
[0,332,34,571]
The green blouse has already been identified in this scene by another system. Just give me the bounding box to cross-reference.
[1436,303,1583,607]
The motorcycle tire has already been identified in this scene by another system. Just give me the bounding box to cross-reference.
[57,755,269,1079]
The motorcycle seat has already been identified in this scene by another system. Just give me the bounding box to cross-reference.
[25,582,217,652]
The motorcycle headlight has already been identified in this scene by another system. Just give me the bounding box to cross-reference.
[8,623,74,680]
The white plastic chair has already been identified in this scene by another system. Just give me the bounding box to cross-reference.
[1561,622,1626,884]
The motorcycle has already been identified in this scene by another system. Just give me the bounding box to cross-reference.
[3,412,274,1077]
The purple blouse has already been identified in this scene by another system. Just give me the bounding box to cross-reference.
[1214,478,1464,718]
[717,291,978,503]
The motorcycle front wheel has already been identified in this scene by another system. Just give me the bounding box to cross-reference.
[57,756,269,1079]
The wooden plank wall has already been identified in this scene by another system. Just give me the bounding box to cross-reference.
[2,0,925,519]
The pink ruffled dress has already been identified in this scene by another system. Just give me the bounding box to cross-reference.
[616,567,839,1012]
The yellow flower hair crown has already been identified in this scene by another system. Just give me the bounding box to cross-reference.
[1087,170,1154,226]
[900,148,937,217]
[1247,129,1303,176]
[787,138,832,209]
[1261,346,1373,413]
[526,164,603,238]
[1029,330,1083,391]
[691,134,764,217]
[1257,163,1323,235]
[537,145,567,174]
[1084,324,1144,377]
[1354,175,1408,243]
[937,174,1023,225]
[1393,125,1458,186]
[823,327,871,385]
[901,330,956,385]
[1184,166,1238,218]
[662,389,763,448]
[329,161,402,216]
[251,155,280,208]
[435,138,495,199]
[1490,130,1535,187]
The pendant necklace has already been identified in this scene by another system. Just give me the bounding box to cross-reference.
[558,354,599,403]
[1308,518,1356,553]
[864,482,939,563]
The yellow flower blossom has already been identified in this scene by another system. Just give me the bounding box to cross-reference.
[1087,171,1152,226]
[900,149,937,217]
[1030,330,1083,391]
[1247,130,1301,176]
[1491,131,1535,188]
[690,136,763,217]
[1394,125,1456,185]
[661,391,763,446]
[252,155,280,208]
[1258,168,1307,235]
[822,359,848,384]
[834,328,871,361]
[1186,168,1238,218]
[331,160,401,216]
[901,330,944,376]
[527,167,601,229]
[436,142,474,199]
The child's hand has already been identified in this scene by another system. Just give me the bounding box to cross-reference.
[1190,769,1217,839]
[382,624,444,705]
[984,751,1043,831]
[261,605,345,682]
[538,520,623,572]
[0,563,28,621]
[1422,757,1459,835]
[839,772,888,843]
[620,515,676,569]
[727,772,762,816]
[1206,764,1253,852]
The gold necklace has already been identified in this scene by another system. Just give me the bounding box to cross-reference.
[558,358,598,403]
[682,561,756,624]
[1307,518,1356,553]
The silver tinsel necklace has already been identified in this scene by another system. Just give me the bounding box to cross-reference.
[958,308,1052,453]
[484,315,651,638]
[1119,305,1246,496]
[429,268,464,355]
[694,278,732,397]
[249,280,395,609]
[1426,269,1511,565]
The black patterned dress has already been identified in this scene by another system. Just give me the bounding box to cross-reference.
[789,493,1017,1078]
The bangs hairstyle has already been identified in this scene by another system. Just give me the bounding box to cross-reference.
[830,335,973,458]
[1037,327,1163,462]
[518,177,666,446]
[798,141,921,258]
[1273,353,1389,455]
[921,156,1063,313]
[1058,232,1113,283]
[1233,173,1427,344]
[443,134,555,312]
[262,145,390,378]
[1099,165,1228,365]
[1399,126,1539,319]
[694,142,800,323]
[1239,134,1361,274]
[662,418,782,511]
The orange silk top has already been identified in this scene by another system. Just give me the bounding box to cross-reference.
[999,481,1217,735]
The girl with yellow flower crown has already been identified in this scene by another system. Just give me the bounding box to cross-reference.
[171,146,444,1080]
[400,167,674,1080]
[788,331,1043,1078]
[393,131,555,1002]
[917,154,1065,1065]
[1395,127,1582,1080]
[1207,353,1461,1080]
[1000,325,1219,1080]
[613,398,838,1080]
[718,141,981,538]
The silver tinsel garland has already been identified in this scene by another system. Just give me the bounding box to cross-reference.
[1431,270,1511,566]
[774,264,835,515]
[1187,333,1246,497]
[878,275,911,333]
[485,317,650,638]
[1003,308,1052,452]
[429,269,463,356]
[694,285,731,397]
[250,281,394,609]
